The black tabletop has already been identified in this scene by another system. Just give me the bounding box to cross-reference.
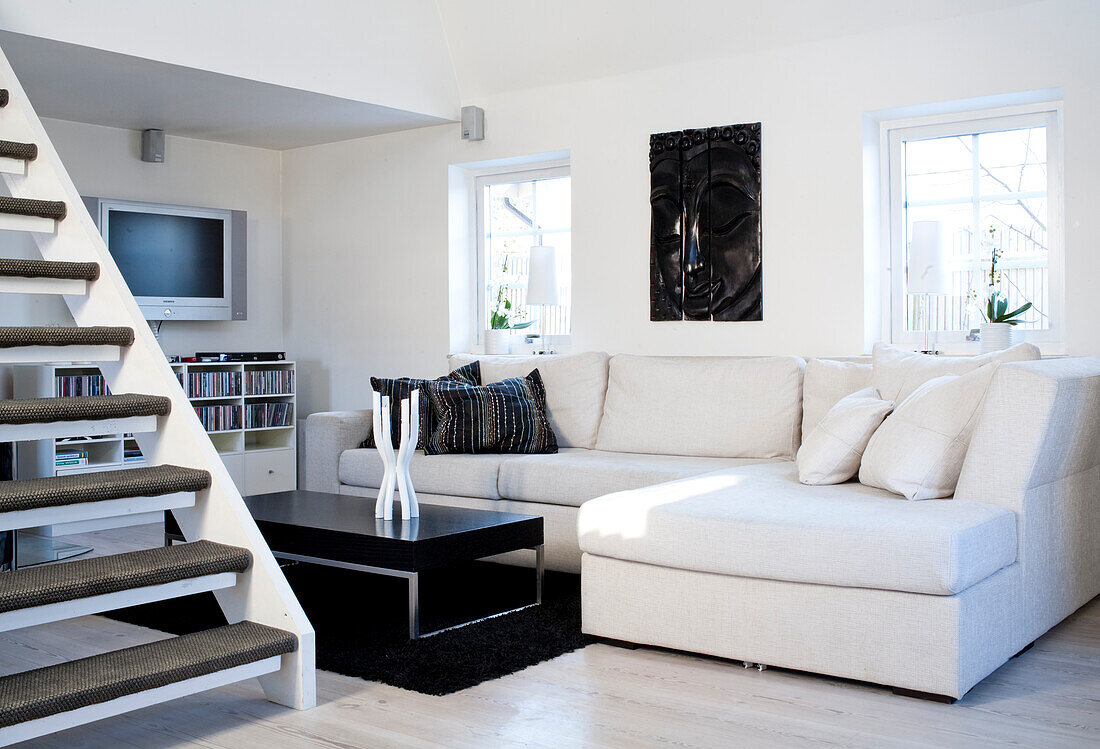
[244,490,538,540]
[243,490,544,571]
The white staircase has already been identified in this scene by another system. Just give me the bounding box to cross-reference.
[0,43,315,745]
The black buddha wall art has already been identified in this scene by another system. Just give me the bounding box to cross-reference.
[650,123,762,321]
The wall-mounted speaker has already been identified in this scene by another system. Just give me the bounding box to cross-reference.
[461,106,484,141]
[142,129,165,163]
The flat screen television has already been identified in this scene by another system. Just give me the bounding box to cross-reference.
[83,197,247,321]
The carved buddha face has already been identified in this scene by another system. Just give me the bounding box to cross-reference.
[650,125,762,322]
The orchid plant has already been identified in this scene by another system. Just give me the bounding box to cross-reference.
[966,226,1033,326]
[489,256,534,330]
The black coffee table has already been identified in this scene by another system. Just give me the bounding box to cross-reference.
[228,490,544,639]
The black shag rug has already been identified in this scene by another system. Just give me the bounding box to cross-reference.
[105,560,592,695]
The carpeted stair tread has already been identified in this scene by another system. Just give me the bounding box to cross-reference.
[0,258,99,281]
[0,465,210,514]
[0,541,250,613]
[0,393,170,425]
[0,621,297,728]
[0,90,8,108]
[0,326,133,348]
[0,196,66,221]
[0,140,36,162]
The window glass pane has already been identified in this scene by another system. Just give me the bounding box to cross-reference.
[900,121,1050,337]
[534,177,570,231]
[904,135,973,203]
[488,181,534,233]
[483,174,572,336]
[537,230,571,335]
[978,127,1047,196]
[904,202,975,333]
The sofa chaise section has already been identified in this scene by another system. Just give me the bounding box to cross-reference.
[580,358,1100,700]
[578,461,1017,596]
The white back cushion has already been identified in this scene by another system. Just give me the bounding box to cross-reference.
[802,359,873,437]
[595,355,805,459]
[871,341,1039,404]
[860,364,998,500]
[448,351,609,449]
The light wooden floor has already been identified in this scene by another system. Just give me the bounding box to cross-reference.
[2,524,1098,748]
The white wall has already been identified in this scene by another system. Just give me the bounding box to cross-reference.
[0,118,284,362]
[283,0,1099,414]
[0,0,459,120]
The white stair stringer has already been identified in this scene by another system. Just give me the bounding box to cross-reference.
[0,45,316,722]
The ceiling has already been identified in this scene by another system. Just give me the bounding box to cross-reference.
[436,0,1044,99]
[0,1,1046,149]
[0,31,451,151]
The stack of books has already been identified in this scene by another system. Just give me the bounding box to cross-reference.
[56,449,89,468]
[123,445,144,464]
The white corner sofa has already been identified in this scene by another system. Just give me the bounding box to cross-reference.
[304,351,1100,701]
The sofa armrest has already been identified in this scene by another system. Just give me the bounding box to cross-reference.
[955,357,1100,640]
[303,410,372,493]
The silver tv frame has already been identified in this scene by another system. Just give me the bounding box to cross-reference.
[83,196,247,321]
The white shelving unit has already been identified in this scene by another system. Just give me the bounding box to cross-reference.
[14,360,297,534]
[173,360,297,495]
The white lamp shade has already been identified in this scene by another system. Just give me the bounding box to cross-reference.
[526,245,561,305]
[908,220,951,295]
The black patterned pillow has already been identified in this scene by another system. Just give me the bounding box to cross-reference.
[423,368,558,455]
[360,361,481,450]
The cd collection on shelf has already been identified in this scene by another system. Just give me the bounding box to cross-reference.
[245,402,294,429]
[55,374,108,397]
[245,369,295,396]
[194,404,242,432]
[188,371,242,398]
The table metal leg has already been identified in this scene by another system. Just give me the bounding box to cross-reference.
[535,544,544,605]
[269,547,541,641]
[408,572,420,639]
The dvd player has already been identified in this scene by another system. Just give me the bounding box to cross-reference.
[195,352,286,362]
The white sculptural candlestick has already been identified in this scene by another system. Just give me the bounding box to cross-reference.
[372,392,396,519]
[372,389,420,520]
[395,390,420,518]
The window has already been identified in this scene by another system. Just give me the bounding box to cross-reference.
[885,105,1062,347]
[476,166,571,339]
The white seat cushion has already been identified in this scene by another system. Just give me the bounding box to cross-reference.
[498,448,775,507]
[577,461,1016,595]
[338,448,509,500]
[595,355,805,459]
[448,352,609,449]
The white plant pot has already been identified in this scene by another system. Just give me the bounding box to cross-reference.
[980,322,1014,353]
[484,329,512,355]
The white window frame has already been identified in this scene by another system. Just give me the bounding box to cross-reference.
[881,103,1064,352]
[474,163,572,345]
